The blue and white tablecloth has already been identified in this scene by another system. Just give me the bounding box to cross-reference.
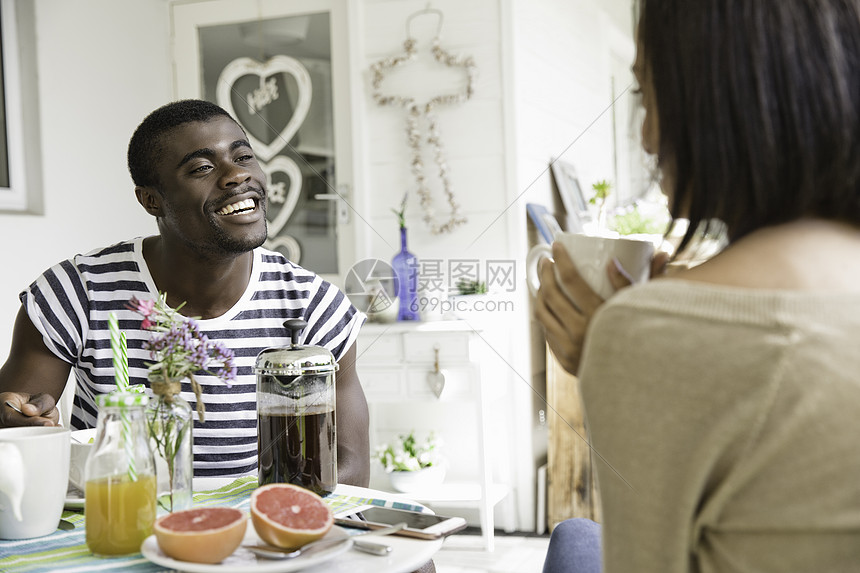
[0,477,425,573]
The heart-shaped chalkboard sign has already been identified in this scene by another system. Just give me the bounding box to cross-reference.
[216,55,312,162]
[260,155,302,240]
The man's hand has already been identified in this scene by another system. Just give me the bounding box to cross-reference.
[0,305,71,428]
[1,392,59,427]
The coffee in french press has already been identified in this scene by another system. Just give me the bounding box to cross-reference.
[254,319,338,495]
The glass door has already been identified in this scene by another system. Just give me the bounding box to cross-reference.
[171,0,357,283]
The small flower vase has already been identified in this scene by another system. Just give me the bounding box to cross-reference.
[147,376,193,513]
[392,227,420,321]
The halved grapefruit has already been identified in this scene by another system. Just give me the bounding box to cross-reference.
[250,483,334,549]
[153,507,247,564]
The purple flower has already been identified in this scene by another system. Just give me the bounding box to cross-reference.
[126,292,236,387]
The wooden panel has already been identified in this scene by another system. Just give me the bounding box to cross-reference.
[546,345,601,529]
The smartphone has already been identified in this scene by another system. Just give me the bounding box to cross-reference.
[335,506,467,540]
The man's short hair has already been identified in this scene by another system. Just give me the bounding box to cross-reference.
[127,99,236,189]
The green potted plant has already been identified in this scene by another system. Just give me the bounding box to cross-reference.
[609,202,671,236]
[589,179,612,230]
[375,431,445,493]
[454,278,487,296]
[590,179,671,244]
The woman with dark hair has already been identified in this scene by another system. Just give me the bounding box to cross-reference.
[537,1,860,571]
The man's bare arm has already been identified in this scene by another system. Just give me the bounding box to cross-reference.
[0,305,71,427]
[334,343,370,486]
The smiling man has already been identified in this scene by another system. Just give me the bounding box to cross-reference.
[0,100,370,486]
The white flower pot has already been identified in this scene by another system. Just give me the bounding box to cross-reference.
[387,465,446,493]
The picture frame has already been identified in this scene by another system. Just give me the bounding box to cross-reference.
[550,159,592,233]
[526,203,562,244]
[0,0,42,214]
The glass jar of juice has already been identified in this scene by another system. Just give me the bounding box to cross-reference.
[85,392,157,557]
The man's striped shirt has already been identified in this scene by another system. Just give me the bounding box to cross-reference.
[20,237,364,478]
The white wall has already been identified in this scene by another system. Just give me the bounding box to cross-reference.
[360,0,509,265]
[0,0,171,360]
[502,0,635,531]
[359,0,522,531]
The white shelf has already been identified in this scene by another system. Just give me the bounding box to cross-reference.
[359,319,477,334]
[358,323,511,551]
[391,482,510,507]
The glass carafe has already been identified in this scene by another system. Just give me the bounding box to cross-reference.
[255,319,338,495]
[84,392,156,557]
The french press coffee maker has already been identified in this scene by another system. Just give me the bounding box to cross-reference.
[255,319,339,495]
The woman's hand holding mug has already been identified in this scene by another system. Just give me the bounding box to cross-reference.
[530,233,664,375]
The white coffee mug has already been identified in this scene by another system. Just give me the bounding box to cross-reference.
[0,426,71,539]
[527,233,655,300]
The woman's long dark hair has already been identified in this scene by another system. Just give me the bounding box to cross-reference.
[638,0,860,252]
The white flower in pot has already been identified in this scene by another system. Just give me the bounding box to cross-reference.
[375,431,446,493]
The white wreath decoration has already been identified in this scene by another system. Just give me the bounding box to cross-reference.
[370,36,477,234]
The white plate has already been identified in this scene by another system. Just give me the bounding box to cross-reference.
[64,495,84,510]
[141,524,353,573]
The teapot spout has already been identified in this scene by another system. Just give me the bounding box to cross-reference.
[0,443,25,522]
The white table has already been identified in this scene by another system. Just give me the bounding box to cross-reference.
[2,478,443,573]
[299,533,440,573]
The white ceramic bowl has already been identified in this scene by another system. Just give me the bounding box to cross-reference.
[68,428,96,490]
[387,465,446,493]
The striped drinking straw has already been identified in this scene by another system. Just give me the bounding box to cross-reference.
[109,312,136,481]
[119,332,130,389]
[109,314,129,391]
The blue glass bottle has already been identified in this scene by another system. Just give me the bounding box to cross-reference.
[392,227,420,321]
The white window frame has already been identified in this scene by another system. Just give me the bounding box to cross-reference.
[0,0,41,213]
